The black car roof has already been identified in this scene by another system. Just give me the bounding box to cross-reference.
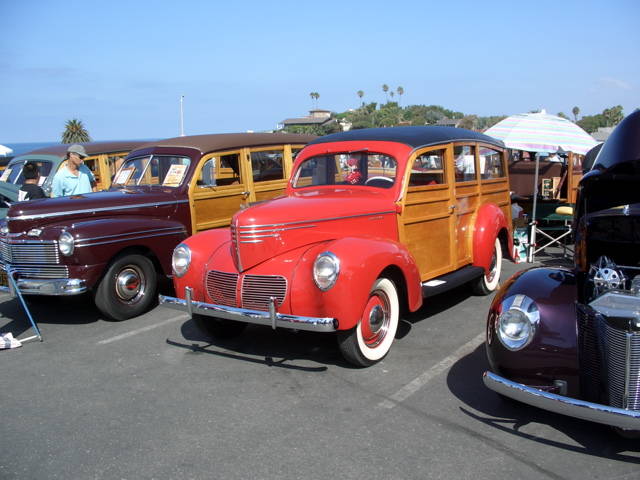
[308,126,504,149]
[591,109,640,172]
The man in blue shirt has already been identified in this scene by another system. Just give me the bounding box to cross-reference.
[51,144,96,197]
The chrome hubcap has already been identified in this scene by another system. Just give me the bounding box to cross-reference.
[368,305,385,334]
[115,267,145,302]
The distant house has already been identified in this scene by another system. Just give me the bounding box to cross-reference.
[278,109,334,130]
[591,126,615,142]
[435,117,461,127]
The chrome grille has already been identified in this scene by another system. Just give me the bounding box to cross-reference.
[0,240,59,264]
[241,274,287,310]
[204,270,287,311]
[10,264,69,279]
[579,303,640,411]
[205,270,238,307]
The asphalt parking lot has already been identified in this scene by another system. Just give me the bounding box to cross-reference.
[1,250,639,480]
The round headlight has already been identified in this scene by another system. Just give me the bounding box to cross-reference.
[313,251,340,291]
[496,294,540,351]
[58,231,75,256]
[172,243,191,278]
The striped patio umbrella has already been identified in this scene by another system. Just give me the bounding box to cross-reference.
[484,111,597,155]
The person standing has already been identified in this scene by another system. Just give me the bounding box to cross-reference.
[51,144,96,197]
[18,162,46,200]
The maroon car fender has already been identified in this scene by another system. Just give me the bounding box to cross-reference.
[291,237,423,331]
[472,203,513,271]
[486,266,580,395]
[70,217,188,276]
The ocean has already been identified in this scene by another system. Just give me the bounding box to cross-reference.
[1,141,59,159]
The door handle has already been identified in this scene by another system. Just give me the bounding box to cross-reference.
[449,204,457,212]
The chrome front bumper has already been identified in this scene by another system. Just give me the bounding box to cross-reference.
[0,274,87,296]
[159,287,337,333]
[483,371,640,430]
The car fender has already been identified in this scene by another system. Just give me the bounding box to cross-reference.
[472,203,513,271]
[291,237,423,331]
[486,266,580,395]
[173,228,232,301]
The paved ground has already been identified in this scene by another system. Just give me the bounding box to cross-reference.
[1,249,638,480]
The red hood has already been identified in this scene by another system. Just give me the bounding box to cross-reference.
[231,187,398,271]
[6,187,181,232]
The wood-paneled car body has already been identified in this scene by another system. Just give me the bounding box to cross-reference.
[0,133,315,320]
[484,110,640,433]
[161,127,513,366]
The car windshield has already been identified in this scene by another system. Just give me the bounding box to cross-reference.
[112,155,191,187]
[0,159,54,186]
[292,152,397,188]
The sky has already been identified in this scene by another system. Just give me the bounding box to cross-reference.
[1,0,638,143]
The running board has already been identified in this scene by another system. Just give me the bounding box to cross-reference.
[421,266,484,298]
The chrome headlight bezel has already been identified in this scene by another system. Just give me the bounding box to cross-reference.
[58,231,75,256]
[172,243,191,278]
[313,251,340,291]
[496,294,540,351]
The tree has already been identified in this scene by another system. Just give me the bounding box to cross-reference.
[396,86,404,105]
[309,92,320,109]
[357,90,364,106]
[572,106,580,122]
[382,84,389,102]
[61,118,91,143]
[557,112,570,120]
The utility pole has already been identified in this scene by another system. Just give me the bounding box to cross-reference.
[180,95,185,136]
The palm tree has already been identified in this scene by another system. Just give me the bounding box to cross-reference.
[382,84,389,102]
[309,92,320,109]
[62,118,91,143]
[357,90,364,106]
[396,86,404,105]
[572,106,580,122]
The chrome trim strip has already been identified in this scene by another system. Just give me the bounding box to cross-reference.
[7,199,190,221]
[159,293,337,333]
[77,226,185,244]
[76,230,186,248]
[236,210,396,229]
[483,371,640,430]
[0,278,87,296]
[625,332,632,409]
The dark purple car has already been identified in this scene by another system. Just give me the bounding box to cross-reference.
[484,110,640,434]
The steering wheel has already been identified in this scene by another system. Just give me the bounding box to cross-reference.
[365,176,394,187]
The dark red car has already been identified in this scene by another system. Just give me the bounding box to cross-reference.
[484,110,640,434]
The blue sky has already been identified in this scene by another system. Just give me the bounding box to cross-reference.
[1,0,638,143]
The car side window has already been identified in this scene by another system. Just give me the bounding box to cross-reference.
[199,153,241,187]
[251,149,284,182]
[454,145,476,182]
[409,150,446,186]
[479,147,505,179]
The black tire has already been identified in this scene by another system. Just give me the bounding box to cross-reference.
[337,278,399,367]
[94,253,157,321]
[192,314,247,339]
[472,238,502,295]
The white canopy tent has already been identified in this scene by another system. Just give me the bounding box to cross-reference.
[0,144,13,157]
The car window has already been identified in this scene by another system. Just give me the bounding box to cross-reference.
[1,160,54,186]
[409,150,446,186]
[113,155,191,187]
[479,147,505,179]
[293,152,396,188]
[454,145,476,182]
[197,153,241,187]
[251,149,284,182]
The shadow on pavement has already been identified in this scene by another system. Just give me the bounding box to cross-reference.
[446,344,640,461]
[166,317,349,370]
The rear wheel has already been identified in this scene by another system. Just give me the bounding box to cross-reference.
[338,278,399,367]
[472,238,502,295]
[94,253,157,321]
[192,314,247,339]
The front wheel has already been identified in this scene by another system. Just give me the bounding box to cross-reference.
[192,314,247,339]
[472,238,502,295]
[94,253,157,321]
[337,278,399,367]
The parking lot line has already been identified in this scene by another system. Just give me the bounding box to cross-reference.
[96,314,188,345]
[378,332,485,409]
